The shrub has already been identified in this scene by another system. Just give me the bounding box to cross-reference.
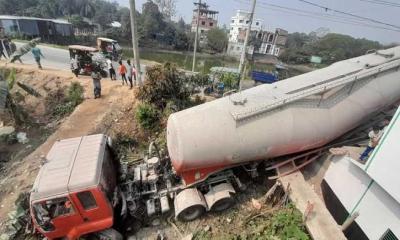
[220,73,239,89]
[135,103,160,130]
[67,82,84,106]
[136,63,190,110]
[46,82,84,118]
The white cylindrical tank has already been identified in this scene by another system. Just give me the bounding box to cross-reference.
[167,47,400,185]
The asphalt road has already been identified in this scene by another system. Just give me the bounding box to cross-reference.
[14,42,146,80]
[15,42,70,70]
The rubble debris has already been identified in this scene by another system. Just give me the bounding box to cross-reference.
[0,126,15,137]
[181,233,193,240]
[329,147,349,156]
[203,225,211,232]
[1,192,32,240]
[16,82,41,98]
[251,198,262,210]
[16,132,28,144]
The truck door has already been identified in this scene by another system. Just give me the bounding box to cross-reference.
[32,196,84,238]
[73,189,113,225]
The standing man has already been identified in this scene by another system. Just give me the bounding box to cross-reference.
[118,60,128,86]
[359,126,382,163]
[91,66,102,99]
[0,40,7,59]
[31,46,44,69]
[70,55,79,77]
[126,60,134,89]
[3,37,11,57]
[107,58,116,80]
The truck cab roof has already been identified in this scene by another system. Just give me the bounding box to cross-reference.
[30,134,109,202]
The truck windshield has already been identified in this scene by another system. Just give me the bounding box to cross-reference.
[32,197,74,232]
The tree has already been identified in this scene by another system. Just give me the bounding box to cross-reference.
[77,0,96,18]
[153,0,176,20]
[141,0,165,39]
[206,28,228,53]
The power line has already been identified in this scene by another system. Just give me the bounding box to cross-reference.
[360,0,400,7]
[298,0,400,29]
[233,0,400,33]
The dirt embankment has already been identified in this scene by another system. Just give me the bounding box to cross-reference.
[0,64,136,232]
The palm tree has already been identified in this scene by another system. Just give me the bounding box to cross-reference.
[77,0,96,18]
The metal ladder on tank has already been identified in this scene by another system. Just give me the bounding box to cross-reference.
[231,59,400,122]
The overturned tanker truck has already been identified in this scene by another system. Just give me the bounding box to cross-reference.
[30,47,400,239]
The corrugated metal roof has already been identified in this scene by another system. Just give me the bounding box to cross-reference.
[0,15,71,25]
[30,134,107,201]
[68,45,98,52]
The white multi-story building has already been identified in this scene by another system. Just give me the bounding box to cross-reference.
[227,10,262,57]
[227,10,287,58]
[322,106,400,240]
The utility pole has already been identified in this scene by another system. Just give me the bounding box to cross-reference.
[129,0,142,85]
[192,0,202,72]
[238,0,256,89]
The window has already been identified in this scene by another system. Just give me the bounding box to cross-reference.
[209,22,213,27]
[275,48,280,56]
[236,46,241,51]
[32,197,75,232]
[230,46,234,50]
[201,21,205,26]
[201,29,205,33]
[246,20,249,24]
[380,229,398,240]
[239,19,244,23]
[269,35,274,42]
[231,20,234,23]
[256,22,259,26]
[77,191,97,210]
[238,28,242,31]
[231,27,233,30]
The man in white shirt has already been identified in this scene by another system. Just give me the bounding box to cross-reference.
[126,60,133,89]
[107,58,116,80]
[359,126,382,163]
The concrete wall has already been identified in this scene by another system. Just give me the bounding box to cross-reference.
[324,156,400,239]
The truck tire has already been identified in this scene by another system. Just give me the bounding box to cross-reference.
[177,204,205,221]
[210,197,234,212]
[96,228,123,240]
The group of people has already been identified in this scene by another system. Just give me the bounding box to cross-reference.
[359,117,391,163]
[91,58,138,99]
[107,59,137,89]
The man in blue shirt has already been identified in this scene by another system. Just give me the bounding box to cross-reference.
[31,46,44,69]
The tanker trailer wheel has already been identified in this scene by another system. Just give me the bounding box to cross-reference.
[177,204,206,221]
[174,188,207,222]
[204,183,236,212]
[210,197,234,212]
[91,228,123,240]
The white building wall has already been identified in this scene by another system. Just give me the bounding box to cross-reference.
[229,10,262,43]
[325,156,400,239]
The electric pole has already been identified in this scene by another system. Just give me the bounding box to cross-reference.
[129,0,142,85]
[192,0,202,72]
[238,0,256,89]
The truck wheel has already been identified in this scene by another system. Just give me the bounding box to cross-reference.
[211,197,234,212]
[96,228,123,240]
[177,204,205,221]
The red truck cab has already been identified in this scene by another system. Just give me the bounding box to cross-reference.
[30,135,118,240]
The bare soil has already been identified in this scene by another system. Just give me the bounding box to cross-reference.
[0,63,136,233]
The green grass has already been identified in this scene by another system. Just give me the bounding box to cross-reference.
[123,48,239,74]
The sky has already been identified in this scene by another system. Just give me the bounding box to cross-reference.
[116,0,400,44]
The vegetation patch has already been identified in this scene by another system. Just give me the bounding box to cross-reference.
[46,82,84,118]
[135,103,160,130]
